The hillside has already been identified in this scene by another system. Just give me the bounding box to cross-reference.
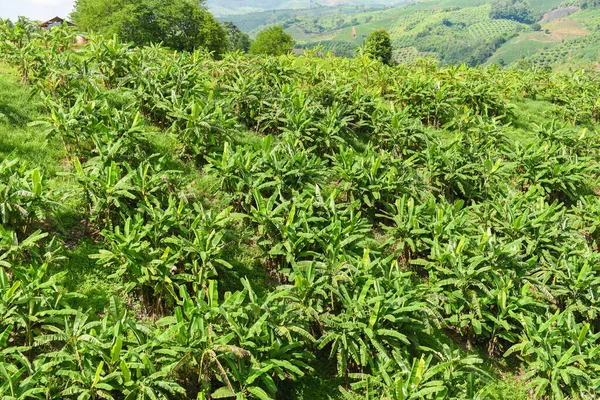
[216,5,388,33]
[225,0,523,65]
[495,6,600,69]
[222,0,600,67]
[3,21,600,399]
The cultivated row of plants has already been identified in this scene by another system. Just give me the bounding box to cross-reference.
[2,20,600,399]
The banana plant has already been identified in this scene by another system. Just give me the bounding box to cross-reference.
[165,204,236,293]
[318,253,430,378]
[508,141,597,204]
[0,156,54,235]
[88,34,133,89]
[340,349,487,400]
[72,158,137,228]
[168,95,237,163]
[331,146,419,215]
[505,309,600,399]
[379,195,433,265]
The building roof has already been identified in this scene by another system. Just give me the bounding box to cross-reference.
[39,17,76,29]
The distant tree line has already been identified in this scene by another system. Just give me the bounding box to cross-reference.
[72,0,228,55]
[442,35,514,66]
[72,0,298,56]
[490,0,537,24]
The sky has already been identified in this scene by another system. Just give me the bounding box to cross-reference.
[0,0,75,22]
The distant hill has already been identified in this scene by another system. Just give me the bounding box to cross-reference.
[218,0,600,69]
[207,0,409,16]
[216,5,390,33]
[489,6,600,69]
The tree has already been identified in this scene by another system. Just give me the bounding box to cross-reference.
[71,0,228,55]
[490,0,537,24]
[581,0,600,8]
[223,21,251,53]
[363,29,393,65]
[249,25,295,56]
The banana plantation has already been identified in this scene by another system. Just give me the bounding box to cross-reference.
[2,20,600,400]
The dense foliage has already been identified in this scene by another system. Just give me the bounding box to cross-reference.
[2,19,600,399]
[72,0,229,54]
[223,21,251,53]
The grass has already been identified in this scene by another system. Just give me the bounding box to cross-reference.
[528,0,569,13]
[55,240,129,316]
[0,64,64,175]
[483,375,529,400]
[0,63,86,234]
[505,98,558,144]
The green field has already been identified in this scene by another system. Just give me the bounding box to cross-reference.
[217,5,386,34]
[208,0,407,17]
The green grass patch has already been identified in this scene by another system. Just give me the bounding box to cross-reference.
[52,239,129,316]
[505,99,557,143]
[0,64,65,175]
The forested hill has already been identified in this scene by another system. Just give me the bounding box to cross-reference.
[220,0,600,68]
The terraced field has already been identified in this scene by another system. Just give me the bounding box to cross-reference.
[394,46,437,63]
[467,19,522,40]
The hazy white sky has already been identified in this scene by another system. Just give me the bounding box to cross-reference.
[1,0,75,22]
